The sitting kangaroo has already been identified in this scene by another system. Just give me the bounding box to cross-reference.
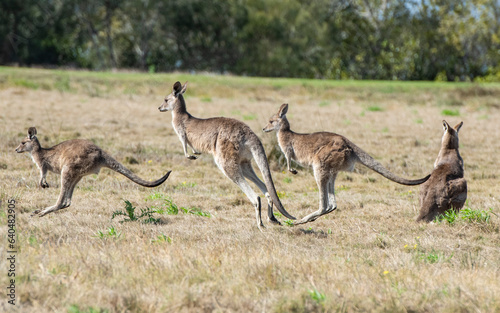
[417,120,467,222]
[263,103,430,225]
[158,81,296,228]
[16,127,171,217]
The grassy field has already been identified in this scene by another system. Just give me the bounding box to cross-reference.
[0,67,499,312]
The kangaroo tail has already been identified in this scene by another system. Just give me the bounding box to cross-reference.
[103,154,171,187]
[251,142,296,220]
[349,142,430,185]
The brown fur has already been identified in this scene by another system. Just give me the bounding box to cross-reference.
[417,120,467,222]
[264,103,431,225]
[15,127,171,216]
[158,82,296,228]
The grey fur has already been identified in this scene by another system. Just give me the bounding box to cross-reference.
[16,127,171,216]
[417,120,467,222]
[159,82,296,229]
[263,103,430,225]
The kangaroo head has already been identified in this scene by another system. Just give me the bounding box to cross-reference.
[441,120,463,150]
[15,127,39,153]
[263,103,289,132]
[158,81,188,112]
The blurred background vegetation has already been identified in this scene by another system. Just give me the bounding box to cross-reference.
[1,0,499,81]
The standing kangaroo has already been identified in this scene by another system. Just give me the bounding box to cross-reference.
[16,127,171,217]
[417,121,467,222]
[263,103,430,225]
[158,81,296,228]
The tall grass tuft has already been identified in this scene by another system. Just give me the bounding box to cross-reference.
[147,193,211,218]
[441,109,460,116]
[434,206,494,226]
[111,200,160,224]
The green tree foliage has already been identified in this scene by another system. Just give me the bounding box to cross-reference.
[1,0,499,81]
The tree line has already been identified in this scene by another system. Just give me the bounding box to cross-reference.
[1,0,499,81]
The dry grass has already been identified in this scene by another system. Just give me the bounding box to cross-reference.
[0,67,499,312]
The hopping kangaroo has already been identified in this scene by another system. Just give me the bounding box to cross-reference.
[16,127,171,217]
[417,121,467,222]
[158,81,296,228]
[263,103,430,225]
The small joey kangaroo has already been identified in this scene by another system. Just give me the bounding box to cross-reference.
[263,103,431,225]
[158,81,296,228]
[16,127,171,217]
[417,120,467,222]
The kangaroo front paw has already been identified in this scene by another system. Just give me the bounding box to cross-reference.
[31,209,41,217]
[187,155,198,160]
[40,182,49,188]
[290,169,298,175]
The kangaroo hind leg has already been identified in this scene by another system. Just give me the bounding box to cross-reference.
[295,168,331,225]
[326,174,338,214]
[216,158,264,229]
[37,168,81,217]
[234,176,264,230]
[241,162,281,225]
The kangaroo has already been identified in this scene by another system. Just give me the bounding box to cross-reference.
[417,121,467,222]
[263,103,431,225]
[158,81,296,228]
[15,127,171,217]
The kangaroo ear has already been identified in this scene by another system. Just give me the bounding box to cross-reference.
[454,121,463,132]
[28,127,37,139]
[278,103,288,118]
[173,81,188,96]
[173,81,182,95]
[180,81,188,94]
[442,120,450,131]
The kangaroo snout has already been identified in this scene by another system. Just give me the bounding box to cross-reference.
[158,100,170,112]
